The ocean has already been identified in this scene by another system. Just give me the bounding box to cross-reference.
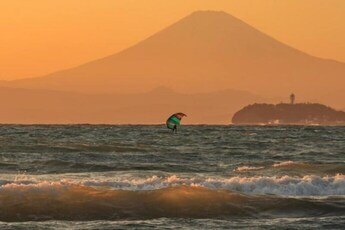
[0,125,344,229]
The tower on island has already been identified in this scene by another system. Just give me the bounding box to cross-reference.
[290,93,295,104]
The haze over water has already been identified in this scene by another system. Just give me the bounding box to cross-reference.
[1,10,345,124]
[0,125,344,229]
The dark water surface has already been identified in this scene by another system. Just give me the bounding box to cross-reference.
[0,125,344,229]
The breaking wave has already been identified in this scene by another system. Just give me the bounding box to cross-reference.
[0,182,344,222]
[83,174,345,196]
[233,166,265,172]
[2,174,345,196]
[234,161,345,175]
[273,161,296,167]
[1,173,344,221]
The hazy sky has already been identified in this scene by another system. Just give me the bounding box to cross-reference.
[1,0,344,80]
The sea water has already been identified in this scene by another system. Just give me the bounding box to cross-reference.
[0,125,344,229]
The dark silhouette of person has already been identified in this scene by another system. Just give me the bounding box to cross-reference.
[172,124,177,134]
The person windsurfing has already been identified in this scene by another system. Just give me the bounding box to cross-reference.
[172,124,177,133]
[166,113,187,134]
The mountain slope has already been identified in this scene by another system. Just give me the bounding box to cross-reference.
[4,11,345,101]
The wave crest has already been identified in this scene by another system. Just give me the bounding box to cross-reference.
[233,166,265,172]
[80,174,345,196]
[4,174,343,196]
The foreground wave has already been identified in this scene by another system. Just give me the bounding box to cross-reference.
[0,177,344,221]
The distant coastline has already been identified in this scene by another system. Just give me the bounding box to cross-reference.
[232,103,345,125]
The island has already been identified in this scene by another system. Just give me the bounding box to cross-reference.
[232,103,345,125]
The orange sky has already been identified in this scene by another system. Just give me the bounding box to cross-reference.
[1,0,344,80]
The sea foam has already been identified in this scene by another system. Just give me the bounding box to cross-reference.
[3,174,344,196]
